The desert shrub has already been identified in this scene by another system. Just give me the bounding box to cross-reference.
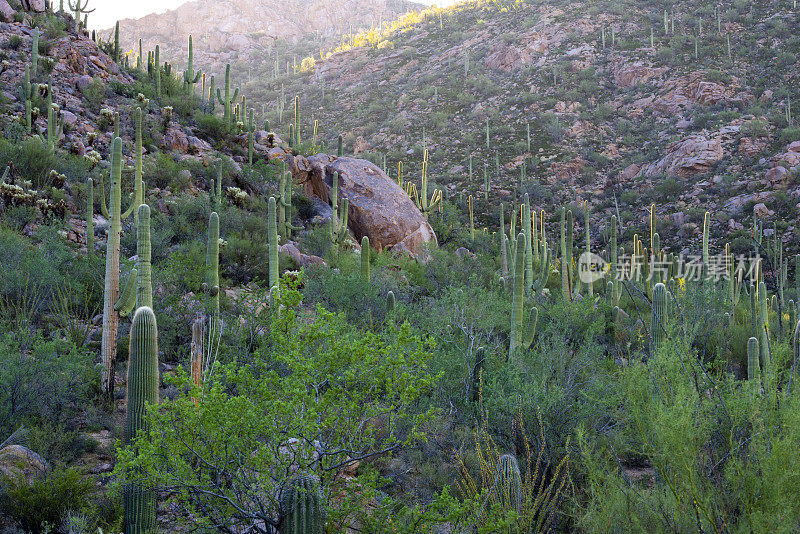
[194,112,236,144]
[575,332,800,532]
[2,466,94,534]
[0,333,95,441]
[81,79,106,112]
[0,137,58,189]
[143,152,188,191]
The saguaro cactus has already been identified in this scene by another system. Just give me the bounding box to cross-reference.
[32,28,39,75]
[387,290,396,313]
[86,178,94,258]
[758,281,771,381]
[19,65,34,132]
[247,108,254,165]
[216,64,239,124]
[495,454,522,513]
[510,233,538,359]
[68,0,95,34]
[280,475,324,534]
[499,203,508,276]
[651,283,668,351]
[114,21,120,62]
[183,35,202,95]
[136,204,152,310]
[100,138,134,399]
[412,150,441,218]
[747,337,761,383]
[154,45,161,96]
[204,212,220,332]
[123,306,159,534]
[361,236,370,281]
[269,197,280,290]
[278,169,301,244]
[328,172,349,247]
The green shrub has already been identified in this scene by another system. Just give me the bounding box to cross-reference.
[0,137,58,189]
[81,79,106,112]
[2,466,94,534]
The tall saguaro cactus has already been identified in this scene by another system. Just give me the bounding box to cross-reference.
[32,28,39,75]
[183,35,202,95]
[154,45,161,96]
[269,197,280,291]
[86,178,94,258]
[123,306,159,534]
[216,64,239,125]
[68,0,95,34]
[747,337,761,383]
[328,172,349,247]
[361,236,370,281]
[651,283,668,351]
[100,138,134,399]
[510,233,538,360]
[204,212,220,333]
[758,282,771,382]
[278,168,301,244]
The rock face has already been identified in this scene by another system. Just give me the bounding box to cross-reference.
[291,154,437,255]
[641,135,724,178]
[109,0,422,79]
[0,445,49,485]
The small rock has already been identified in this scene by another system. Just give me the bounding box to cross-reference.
[753,203,774,218]
[76,75,94,93]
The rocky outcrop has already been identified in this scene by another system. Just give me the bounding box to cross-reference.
[641,135,724,178]
[0,444,49,485]
[291,154,437,255]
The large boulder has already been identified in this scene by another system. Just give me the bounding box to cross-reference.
[641,135,723,178]
[290,154,437,255]
[21,0,45,12]
[0,445,49,485]
[0,0,15,21]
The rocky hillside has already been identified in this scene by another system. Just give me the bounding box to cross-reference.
[246,0,800,254]
[106,0,422,87]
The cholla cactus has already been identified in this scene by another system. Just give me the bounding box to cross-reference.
[225,186,248,207]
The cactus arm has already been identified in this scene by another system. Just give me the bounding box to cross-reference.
[522,306,538,349]
[99,173,109,218]
[115,268,138,316]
